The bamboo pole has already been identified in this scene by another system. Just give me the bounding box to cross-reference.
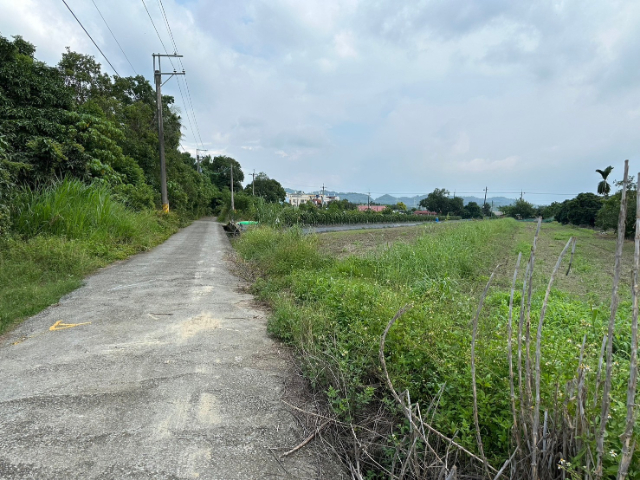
[596,159,629,478]
[617,171,640,480]
[532,237,573,479]
[507,253,522,453]
[471,265,500,478]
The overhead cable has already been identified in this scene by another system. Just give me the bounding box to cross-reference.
[155,0,205,147]
[90,0,137,75]
[60,0,120,76]
[141,0,202,149]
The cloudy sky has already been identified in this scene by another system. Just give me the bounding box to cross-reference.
[2,0,640,203]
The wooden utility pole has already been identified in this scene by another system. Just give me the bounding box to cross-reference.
[196,148,208,174]
[251,170,256,196]
[153,53,184,213]
[230,164,235,211]
[483,186,488,211]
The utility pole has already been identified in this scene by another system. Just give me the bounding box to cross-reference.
[483,186,488,213]
[251,170,256,196]
[520,190,524,201]
[196,148,208,174]
[230,164,235,211]
[153,53,184,213]
[322,183,325,206]
[367,191,370,210]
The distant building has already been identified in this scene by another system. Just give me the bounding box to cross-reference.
[287,193,339,207]
[357,205,386,213]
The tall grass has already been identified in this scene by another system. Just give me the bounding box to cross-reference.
[0,178,179,333]
[11,178,153,242]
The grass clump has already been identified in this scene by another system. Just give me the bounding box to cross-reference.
[0,179,179,334]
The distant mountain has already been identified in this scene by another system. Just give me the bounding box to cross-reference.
[285,188,518,207]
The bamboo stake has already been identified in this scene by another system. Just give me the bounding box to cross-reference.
[566,237,577,276]
[617,171,640,480]
[532,237,574,480]
[471,265,500,478]
[507,253,522,453]
[525,219,543,429]
[517,258,532,452]
[596,159,630,478]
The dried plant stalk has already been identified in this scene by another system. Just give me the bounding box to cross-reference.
[531,237,574,479]
[617,171,640,480]
[596,159,630,478]
[507,252,522,452]
[471,265,500,478]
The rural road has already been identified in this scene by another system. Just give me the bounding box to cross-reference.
[0,218,342,479]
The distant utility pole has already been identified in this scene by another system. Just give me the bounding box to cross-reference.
[368,192,371,210]
[322,183,325,205]
[230,164,235,211]
[251,170,256,196]
[520,190,524,201]
[153,53,184,213]
[483,186,488,213]
[196,148,208,174]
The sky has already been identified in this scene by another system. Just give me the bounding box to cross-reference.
[2,0,640,204]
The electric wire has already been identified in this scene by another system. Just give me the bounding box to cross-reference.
[90,0,137,75]
[155,0,204,147]
[140,0,201,149]
[60,0,120,76]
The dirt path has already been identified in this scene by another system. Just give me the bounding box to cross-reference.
[0,218,342,479]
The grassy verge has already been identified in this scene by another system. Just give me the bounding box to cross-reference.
[0,179,180,334]
[234,220,638,478]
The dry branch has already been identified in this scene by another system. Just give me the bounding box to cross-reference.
[532,236,574,479]
[379,306,498,473]
[507,252,522,453]
[282,420,330,457]
[617,170,640,480]
[471,264,501,478]
[596,159,630,478]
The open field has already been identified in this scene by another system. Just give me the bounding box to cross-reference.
[234,219,639,479]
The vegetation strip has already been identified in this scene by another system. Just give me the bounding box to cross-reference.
[234,219,638,478]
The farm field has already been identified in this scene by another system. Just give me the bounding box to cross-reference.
[234,219,638,478]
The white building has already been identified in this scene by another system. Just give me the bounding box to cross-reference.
[287,193,340,207]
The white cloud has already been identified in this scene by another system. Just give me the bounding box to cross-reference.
[2,0,640,203]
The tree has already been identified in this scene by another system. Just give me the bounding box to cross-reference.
[462,201,483,219]
[596,166,614,197]
[555,193,602,227]
[500,199,536,219]
[420,188,450,213]
[202,155,243,192]
[596,180,637,238]
[244,172,286,203]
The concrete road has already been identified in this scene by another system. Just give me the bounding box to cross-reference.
[0,219,341,479]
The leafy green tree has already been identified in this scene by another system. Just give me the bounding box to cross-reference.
[596,166,614,197]
[244,172,286,203]
[420,188,451,213]
[202,155,243,192]
[596,180,637,237]
[500,199,536,219]
[462,201,482,219]
[555,193,602,227]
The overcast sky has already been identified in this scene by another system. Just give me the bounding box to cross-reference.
[2,0,640,203]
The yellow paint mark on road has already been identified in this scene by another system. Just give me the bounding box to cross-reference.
[49,320,91,331]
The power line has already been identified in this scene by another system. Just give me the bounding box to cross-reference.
[154,0,204,147]
[90,0,137,75]
[141,0,203,149]
[60,0,120,76]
